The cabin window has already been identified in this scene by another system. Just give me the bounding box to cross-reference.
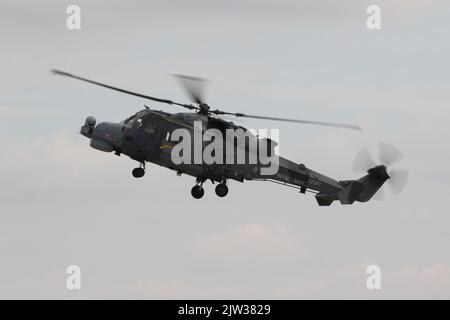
[143,117,158,134]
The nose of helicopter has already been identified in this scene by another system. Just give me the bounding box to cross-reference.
[80,116,124,153]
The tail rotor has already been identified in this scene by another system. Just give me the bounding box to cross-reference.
[353,142,409,199]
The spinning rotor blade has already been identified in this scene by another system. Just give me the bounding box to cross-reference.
[211,110,362,131]
[53,69,362,131]
[172,74,207,105]
[388,169,409,195]
[373,184,386,201]
[352,147,376,174]
[51,69,198,111]
[240,114,362,131]
[374,169,408,200]
[378,142,403,167]
[352,142,409,198]
[171,74,360,131]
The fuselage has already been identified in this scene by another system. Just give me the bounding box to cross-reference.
[81,108,343,191]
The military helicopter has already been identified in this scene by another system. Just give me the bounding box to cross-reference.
[52,70,408,205]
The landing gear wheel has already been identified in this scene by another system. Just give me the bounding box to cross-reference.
[132,167,145,178]
[215,183,229,197]
[191,185,205,199]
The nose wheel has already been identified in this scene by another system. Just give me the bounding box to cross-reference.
[132,162,146,178]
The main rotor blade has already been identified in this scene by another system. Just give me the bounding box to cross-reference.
[212,110,362,131]
[51,69,198,110]
[172,74,207,104]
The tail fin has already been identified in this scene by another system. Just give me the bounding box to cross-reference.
[315,165,389,206]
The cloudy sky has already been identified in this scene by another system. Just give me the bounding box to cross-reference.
[1,0,450,299]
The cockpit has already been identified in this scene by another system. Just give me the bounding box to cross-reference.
[121,109,148,126]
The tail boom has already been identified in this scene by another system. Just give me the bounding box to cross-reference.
[249,157,390,206]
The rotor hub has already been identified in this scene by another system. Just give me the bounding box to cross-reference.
[367,165,390,181]
[198,103,210,114]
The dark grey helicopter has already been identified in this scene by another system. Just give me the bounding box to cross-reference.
[52,70,408,205]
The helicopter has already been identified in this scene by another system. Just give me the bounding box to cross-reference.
[51,69,408,205]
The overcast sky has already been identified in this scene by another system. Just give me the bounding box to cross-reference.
[1,0,450,299]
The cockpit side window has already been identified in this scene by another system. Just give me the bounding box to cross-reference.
[144,116,158,134]
[122,111,140,125]
[122,110,149,125]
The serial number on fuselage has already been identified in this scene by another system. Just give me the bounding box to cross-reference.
[275,173,321,187]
